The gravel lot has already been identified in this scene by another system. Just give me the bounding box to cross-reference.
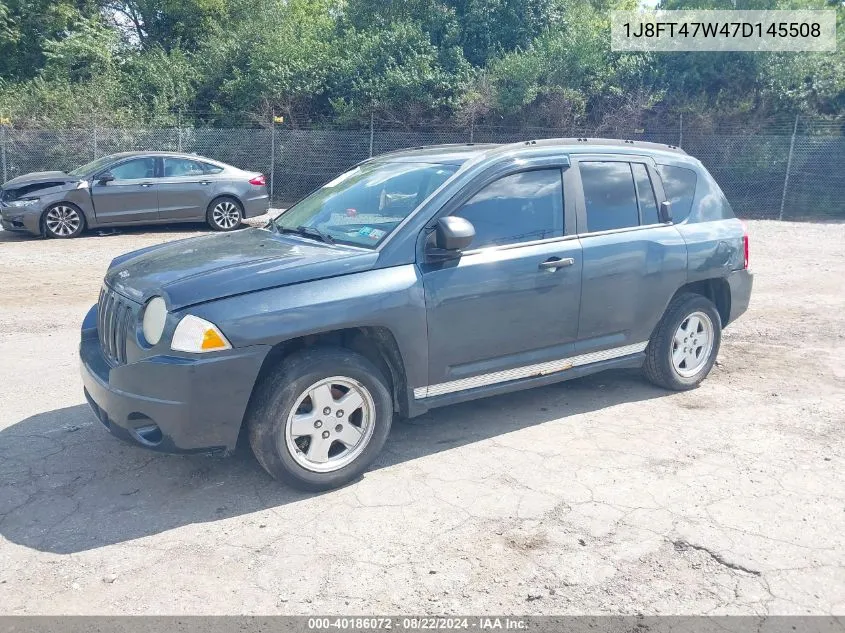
[0,218,843,615]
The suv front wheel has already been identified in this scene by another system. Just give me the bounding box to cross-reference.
[643,292,722,391]
[246,347,393,491]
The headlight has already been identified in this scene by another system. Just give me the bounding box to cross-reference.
[8,197,39,207]
[141,296,167,345]
[171,315,231,353]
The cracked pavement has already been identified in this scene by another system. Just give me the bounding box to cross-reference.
[0,219,843,614]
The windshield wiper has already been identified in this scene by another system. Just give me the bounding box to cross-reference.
[276,225,335,245]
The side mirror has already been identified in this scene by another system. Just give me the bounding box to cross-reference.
[659,200,673,223]
[432,216,475,253]
[98,172,115,184]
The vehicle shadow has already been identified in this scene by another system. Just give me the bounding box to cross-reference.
[0,229,37,243]
[0,224,211,244]
[0,369,667,554]
[0,216,272,243]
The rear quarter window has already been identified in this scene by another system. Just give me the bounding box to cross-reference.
[656,164,697,222]
[202,163,225,175]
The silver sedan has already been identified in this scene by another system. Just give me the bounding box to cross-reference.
[0,151,269,238]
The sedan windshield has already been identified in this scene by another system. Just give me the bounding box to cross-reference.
[68,155,118,177]
[272,161,459,248]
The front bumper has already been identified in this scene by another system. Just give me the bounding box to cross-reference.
[0,206,42,235]
[726,268,753,325]
[79,303,270,453]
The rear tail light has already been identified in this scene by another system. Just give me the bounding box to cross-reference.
[249,174,266,186]
[741,221,749,269]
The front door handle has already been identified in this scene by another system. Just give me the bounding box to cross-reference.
[539,257,575,271]
[199,181,212,185]
[140,182,154,188]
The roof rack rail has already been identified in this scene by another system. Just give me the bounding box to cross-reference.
[499,137,688,156]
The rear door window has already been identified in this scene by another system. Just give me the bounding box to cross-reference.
[579,162,639,232]
[656,164,697,222]
[163,158,207,177]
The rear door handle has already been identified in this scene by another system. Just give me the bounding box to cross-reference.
[199,181,211,185]
[539,257,575,271]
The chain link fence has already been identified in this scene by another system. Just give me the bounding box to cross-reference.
[1,119,842,220]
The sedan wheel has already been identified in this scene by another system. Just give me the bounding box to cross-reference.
[208,199,242,231]
[44,204,84,238]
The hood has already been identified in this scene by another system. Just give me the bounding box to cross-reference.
[105,228,379,310]
[2,171,77,188]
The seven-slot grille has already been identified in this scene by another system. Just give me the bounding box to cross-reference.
[97,286,138,365]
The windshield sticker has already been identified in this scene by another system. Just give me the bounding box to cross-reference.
[357,227,386,240]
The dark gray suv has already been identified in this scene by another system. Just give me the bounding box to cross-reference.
[79,139,753,490]
[0,151,269,237]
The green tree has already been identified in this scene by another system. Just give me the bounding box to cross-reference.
[0,0,102,81]
[106,0,231,50]
[42,15,120,83]
[331,20,473,124]
[450,0,561,66]
[196,0,339,122]
[473,0,650,128]
[124,46,198,119]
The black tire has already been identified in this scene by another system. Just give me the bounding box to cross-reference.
[246,347,393,491]
[206,196,243,231]
[643,292,722,391]
[42,203,86,239]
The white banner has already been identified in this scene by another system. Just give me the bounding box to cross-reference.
[611,10,837,52]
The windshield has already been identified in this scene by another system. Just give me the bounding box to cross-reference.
[68,155,118,177]
[272,161,459,248]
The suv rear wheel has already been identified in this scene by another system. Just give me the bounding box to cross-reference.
[246,347,393,491]
[643,292,722,391]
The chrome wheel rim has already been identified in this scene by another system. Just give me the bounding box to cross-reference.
[212,201,240,229]
[284,376,376,473]
[672,310,714,378]
[45,205,81,236]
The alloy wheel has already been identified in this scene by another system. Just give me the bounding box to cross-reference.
[45,205,81,237]
[671,310,714,378]
[284,376,376,473]
[212,201,240,229]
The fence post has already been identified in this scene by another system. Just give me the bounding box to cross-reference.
[270,110,276,206]
[177,110,183,152]
[778,114,799,221]
[469,111,475,143]
[92,109,99,160]
[678,113,683,148]
[368,111,374,158]
[1,122,7,184]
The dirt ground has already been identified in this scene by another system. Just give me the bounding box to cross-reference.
[0,218,843,615]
